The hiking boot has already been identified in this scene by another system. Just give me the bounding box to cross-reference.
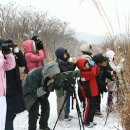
[90,122,97,126]
[95,111,103,118]
[84,122,94,128]
[39,127,52,130]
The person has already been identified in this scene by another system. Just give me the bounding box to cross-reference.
[76,58,99,128]
[79,43,93,60]
[78,43,93,110]
[23,36,45,72]
[22,61,61,130]
[93,54,114,117]
[0,39,16,130]
[105,48,125,87]
[105,48,125,111]
[5,40,26,130]
[55,48,76,121]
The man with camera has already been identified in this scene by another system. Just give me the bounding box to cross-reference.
[55,47,76,121]
[22,61,62,130]
[23,36,45,72]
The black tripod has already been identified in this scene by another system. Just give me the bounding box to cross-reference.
[53,80,85,130]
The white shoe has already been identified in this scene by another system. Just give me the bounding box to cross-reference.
[90,122,97,126]
[85,123,94,128]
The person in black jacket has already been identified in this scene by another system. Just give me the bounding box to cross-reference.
[5,40,26,130]
[55,48,76,121]
[93,54,114,117]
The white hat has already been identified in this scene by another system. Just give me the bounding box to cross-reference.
[80,43,92,53]
[105,49,115,62]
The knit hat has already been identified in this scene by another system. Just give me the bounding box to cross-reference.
[93,54,108,64]
[105,49,115,62]
[80,43,92,53]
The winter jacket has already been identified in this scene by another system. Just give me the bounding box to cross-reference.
[23,40,45,71]
[76,59,99,97]
[22,61,60,111]
[105,49,125,87]
[55,48,76,97]
[92,54,114,94]
[6,50,26,115]
[0,51,16,96]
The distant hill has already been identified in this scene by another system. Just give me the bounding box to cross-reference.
[75,32,106,44]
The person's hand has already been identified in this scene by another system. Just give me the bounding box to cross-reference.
[69,57,79,64]
[107,81,114,89]
[13,47,19,53]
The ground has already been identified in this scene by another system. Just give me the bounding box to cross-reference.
[14,91,122,130]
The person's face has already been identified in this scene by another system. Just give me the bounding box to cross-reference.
[64,53,68,59]
[84,62,90,69]
[98,61,108,67]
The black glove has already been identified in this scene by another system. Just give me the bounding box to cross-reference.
[35,40,44,50]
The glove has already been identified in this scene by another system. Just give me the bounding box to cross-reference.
[44,79,54,92]
[36,40,44,50]
[88,60,95,67]
[13,47,19,53]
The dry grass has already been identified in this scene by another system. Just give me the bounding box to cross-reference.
[106,39,130,130]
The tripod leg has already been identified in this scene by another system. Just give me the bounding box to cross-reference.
[73,87,85,130]
[53,95,67,130]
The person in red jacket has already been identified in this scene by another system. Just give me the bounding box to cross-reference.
[76,59,99,128]
[23,36,45,72]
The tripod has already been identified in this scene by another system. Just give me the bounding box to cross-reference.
[53,80,85,130]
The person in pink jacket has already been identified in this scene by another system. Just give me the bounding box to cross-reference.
[23,37,45,72]
[0,47,16,130]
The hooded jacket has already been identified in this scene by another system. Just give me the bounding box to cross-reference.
[22,61,60,110]
[105,49,125,88]
[23,40,45,71]
[55,48,76,96]
[0,51,16,96]
[76,59,99,97]
[6,50,26,115]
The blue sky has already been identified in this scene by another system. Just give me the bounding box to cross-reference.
[1,0,130,36]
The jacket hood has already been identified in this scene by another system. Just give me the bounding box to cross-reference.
[42,61,60,79]
[23,40,36,53]
[76,59,88,70]
[105,50,115,62]
[55,48,68,61]
[82,54,92,61]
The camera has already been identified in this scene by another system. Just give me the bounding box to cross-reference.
[31,36,44,50]
[0,39,16,54]
[53,72,76,91]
